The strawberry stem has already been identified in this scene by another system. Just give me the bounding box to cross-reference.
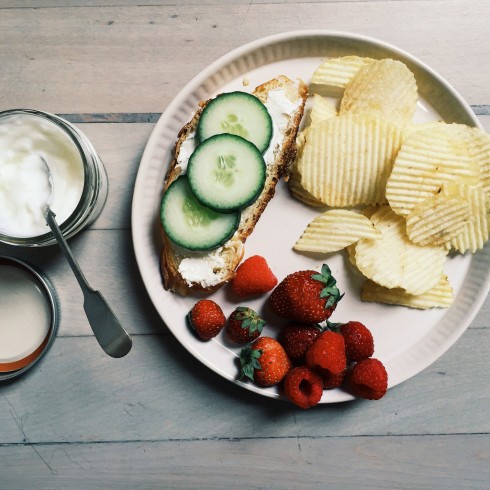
[311,264,343,308]
[234,307,266,334]
[239,346,262,382]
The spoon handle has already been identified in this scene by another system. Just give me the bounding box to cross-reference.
[44,207,132,358]
[44,207,90,291]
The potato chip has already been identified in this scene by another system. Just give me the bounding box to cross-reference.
[288,128,326,207]
[406,190,472,246]
[469,131,490,198]
[386,125,480,216]
[449,124,490,198]
[294,209,381,253]
[354,206,447,295]
[309,94,337,126]
[295,127,309,156]
[339,59,418,127]
[403,121,446,139]
[289,168,325,207]
[446,183,490,253]
[344,206,381,266]
[297,113,403,207]
[345,243,357,267]
[361,275,453,309]
[311,56,375,93]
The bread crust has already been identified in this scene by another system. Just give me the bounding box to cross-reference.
[160,76,308,295]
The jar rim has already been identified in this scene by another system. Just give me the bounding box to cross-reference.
[0,109,105,247]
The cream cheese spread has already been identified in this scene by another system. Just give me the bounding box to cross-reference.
[178,248,227,288]
[176,86,301,287]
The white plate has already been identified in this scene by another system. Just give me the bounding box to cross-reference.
[131,31,490,403]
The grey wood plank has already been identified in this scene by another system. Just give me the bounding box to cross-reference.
[1,225,489,337]
[83,113,490,230]
[0,1,487,114]
[0,229,166,336]
[0,328,489,445]
[1,435,489,490]
[0,113,484,234]
[75,122,154,230]
[0,0,451,8]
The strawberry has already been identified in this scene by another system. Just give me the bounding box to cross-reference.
[283,367,323,409]
[347,358,388,400]
[231,255,278,297]
[339,321,374,363]
[305,330,346,376]
[239,337,291,387]
[226,307,265,344]
[187,299,226,341]
[278,322,323,365]
[268,264,343,323]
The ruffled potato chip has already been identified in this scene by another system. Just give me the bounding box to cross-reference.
[309,94,337,126]
[446,183,490,253]
[449,124,490,198]
[354,206,447,295]
[406,190,472,246]
[288,128,326,207]
[361,275,453,309]
[294,209,381,254]
[339,59,418,127]
[297,113,403,207]
[386,125,480,217]
[311,56,375,94]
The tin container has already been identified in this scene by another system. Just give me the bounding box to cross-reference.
[0,109,108,247]
[0,256,60,380]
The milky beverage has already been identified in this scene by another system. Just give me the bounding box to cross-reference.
[0,113,84,238]
[0,264,51,363]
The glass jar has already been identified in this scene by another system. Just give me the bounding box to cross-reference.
[0,109,108,247]
[0,256,60,381]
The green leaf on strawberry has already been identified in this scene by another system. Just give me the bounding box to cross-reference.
[239,346,262,381]
[311,264,343,308]
[234,306,265,334]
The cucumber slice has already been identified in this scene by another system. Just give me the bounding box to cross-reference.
[160,176,239,251]
[197,91,273,153]
[187,134,266,212]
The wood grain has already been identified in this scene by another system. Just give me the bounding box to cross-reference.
[0,328,489,446]
[1,435,489,489]
[1,1,489,487]
[0,1,488,113]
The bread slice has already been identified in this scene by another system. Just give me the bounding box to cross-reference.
[160,75,308,295]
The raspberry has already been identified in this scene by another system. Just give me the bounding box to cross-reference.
[305,330,346,375]
[278,322,322,365]
[339,321,374,363]
[321,369,346,390]
[283,367,323,409]
[231,255,278,297]
[347,358,388,400]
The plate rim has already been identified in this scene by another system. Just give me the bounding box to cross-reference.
[131,30,488,404]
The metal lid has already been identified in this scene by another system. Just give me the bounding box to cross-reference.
[0,256,59,381]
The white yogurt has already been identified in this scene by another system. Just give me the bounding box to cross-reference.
[0,113,85,238]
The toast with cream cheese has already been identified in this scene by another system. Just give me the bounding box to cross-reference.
[160,75,308,295]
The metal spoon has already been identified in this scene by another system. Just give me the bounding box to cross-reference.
[40,156,132,358]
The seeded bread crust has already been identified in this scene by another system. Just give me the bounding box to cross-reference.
[160,75,308,295]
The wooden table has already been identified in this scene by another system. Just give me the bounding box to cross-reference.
[1,1,489,488]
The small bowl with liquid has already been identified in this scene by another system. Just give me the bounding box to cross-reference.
[0,256,60,380]
[0,109,108,247]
